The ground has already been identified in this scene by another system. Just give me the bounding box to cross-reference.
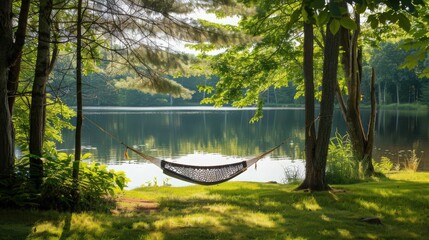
[0,172,428,240]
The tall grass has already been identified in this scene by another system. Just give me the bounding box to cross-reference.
[326,132,360,184]
[403,149,421,171]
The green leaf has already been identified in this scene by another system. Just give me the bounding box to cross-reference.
[340,17,357,30]
[397,13,411,32]
[369,17,378,29]
[302,7,308,22]
[317,10,330,26]
[329,19,341,35]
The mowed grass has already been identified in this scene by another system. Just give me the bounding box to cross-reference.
[1,172,428,240]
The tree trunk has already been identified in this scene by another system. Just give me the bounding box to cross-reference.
[29,0,53,188]
[296,15,340,191]
[337,10,375,177]
[72,0,83,210]
[8,0,30,113]
[0,0,15,178]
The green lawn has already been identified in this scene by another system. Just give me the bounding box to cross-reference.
[1,172,428,240]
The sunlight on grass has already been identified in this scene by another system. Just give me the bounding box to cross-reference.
[203,204,237,214]
[354,199,381,211]
[387,172,429,183]
[31,221,62,238]
[337,228,352,239]
[71,214,107,234]
[233,211,282,228]
[376,189,403,197]
[2,173,429,240]
[142,232,164,240]
[292,197,322,211]
[153,214,224,231]
[132,221,151,230]
[320,214,331,222]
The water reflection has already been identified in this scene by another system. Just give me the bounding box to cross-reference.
[59,107,429,187]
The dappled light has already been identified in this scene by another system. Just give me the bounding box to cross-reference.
[2,173,427,239]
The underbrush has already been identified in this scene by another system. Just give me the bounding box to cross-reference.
[326,132,360,184]
[0,148,128,212]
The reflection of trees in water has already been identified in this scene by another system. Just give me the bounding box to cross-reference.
[58,108,429,170]
[373,109,428,170]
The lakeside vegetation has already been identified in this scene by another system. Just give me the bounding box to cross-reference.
[0,172,428,240]
[1,1,429,239]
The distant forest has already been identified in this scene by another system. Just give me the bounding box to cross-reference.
[50,41,429,107]
[50,63,302,107]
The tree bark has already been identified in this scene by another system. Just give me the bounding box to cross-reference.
[72,0,83,209]
[337,9,375,177]
[8,0,30,113]
[297,22,317,190]
[29,0,53,188]
[0,0,15,178]
[296,14,340,191]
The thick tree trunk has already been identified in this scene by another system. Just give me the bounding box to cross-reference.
[0,0,15,178]
[297,16,340,191]
[29,0,53,188]
[297,22,317,190]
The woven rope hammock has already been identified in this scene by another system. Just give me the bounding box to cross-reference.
[125,143,284,185]
[84,117,285,185]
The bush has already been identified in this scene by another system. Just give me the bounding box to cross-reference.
[0,148,128,212]
[326,132,360,184]
[403,150,421,172]
[0,159,38,208]
[374,156,394,174]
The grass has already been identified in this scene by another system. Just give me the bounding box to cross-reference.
[1,172,429,240]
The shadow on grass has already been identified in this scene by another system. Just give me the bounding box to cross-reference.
[0,177,428,239]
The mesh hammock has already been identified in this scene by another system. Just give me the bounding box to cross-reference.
[126,143,283,185]
[85,117,284,185]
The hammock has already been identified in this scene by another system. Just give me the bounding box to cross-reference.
[84,117,285,185]
[125,143,284,185]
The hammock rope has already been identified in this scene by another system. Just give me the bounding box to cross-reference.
[85,117,285,185]
[125,142,284,185]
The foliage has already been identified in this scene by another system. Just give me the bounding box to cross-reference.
[0,158,38,208]
[13,97,75,151]
[373,156,394,174]
[369,41,426,105]
[326,132,360,184]
[281,165,302,184]
[0,148,128,212]
[1,173,429,239]
[403,149,421,172]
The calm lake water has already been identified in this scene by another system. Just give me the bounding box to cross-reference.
[59,106,429,188]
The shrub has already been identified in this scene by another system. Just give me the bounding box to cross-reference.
[326,132,360,184]
[0,159,38,208]
[374,156,394,174]
[403,150,421,172]
[282,166,302,184]
[1,148,128,212]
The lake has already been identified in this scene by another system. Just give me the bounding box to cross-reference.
[59,106,429,188]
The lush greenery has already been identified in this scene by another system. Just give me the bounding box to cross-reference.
[0,148,128,211]
[326,133,359,184]
[0,172,428,239]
